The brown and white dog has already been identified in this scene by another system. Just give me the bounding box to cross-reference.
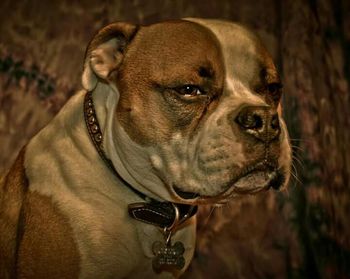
[0,18,291,278]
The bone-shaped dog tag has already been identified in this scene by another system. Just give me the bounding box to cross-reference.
[152,240,185,272]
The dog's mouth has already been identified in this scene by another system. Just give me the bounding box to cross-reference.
[173,162,285,202]
[173,187,200,200]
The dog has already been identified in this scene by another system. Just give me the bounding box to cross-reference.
[0,18,291,278]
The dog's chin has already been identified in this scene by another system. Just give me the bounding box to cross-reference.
[173,168,285,204]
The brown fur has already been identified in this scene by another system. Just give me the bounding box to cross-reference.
[115,20,225,146]
[0,149,80,279]
[0,148,27,279]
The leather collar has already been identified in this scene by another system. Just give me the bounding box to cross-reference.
[83,91,197,229]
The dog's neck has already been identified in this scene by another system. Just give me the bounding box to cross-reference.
[87,83,197,229]
[90,82,199,205]
[90,82,168,202]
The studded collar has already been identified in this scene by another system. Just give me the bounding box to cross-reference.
[83,91,197,229]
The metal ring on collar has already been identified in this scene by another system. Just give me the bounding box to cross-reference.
[166,204,180,231]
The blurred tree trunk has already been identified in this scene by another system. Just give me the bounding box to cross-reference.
[281,0,350,278]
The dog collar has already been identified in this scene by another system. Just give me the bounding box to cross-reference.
[83,91,197,229]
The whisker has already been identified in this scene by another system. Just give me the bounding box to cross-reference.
[291,145,305,152]
[292,153,305,164]
[289,138,305,142]
[290,172,301,185]
[290,164,302,185]
[292,155,305,170]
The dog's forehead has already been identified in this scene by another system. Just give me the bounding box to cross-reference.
[132,20,222,64]
[185,18,279,86]
[124,20,224,85]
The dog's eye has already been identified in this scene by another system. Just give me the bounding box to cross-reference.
[176,85,205,97]
[267,83,282,101]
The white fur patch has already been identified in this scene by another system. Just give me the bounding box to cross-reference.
[150,154,163,169]
[25,89,196,278]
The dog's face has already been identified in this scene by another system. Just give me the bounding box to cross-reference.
[82,19,291,204]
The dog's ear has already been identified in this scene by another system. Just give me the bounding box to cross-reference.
[82,22,138,91]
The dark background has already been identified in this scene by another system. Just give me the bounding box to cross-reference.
[0,0,349,278]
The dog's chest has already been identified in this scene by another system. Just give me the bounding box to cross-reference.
[63,196,196,278]
[27,170,195,278]
[25,148,195,278]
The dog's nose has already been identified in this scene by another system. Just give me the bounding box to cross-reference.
[235,106,280,142]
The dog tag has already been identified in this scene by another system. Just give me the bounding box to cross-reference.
[152,240,185,272]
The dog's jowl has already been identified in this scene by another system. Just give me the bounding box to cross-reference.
[0,18,291,279]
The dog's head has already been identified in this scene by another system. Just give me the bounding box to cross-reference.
[82,19,291,204]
